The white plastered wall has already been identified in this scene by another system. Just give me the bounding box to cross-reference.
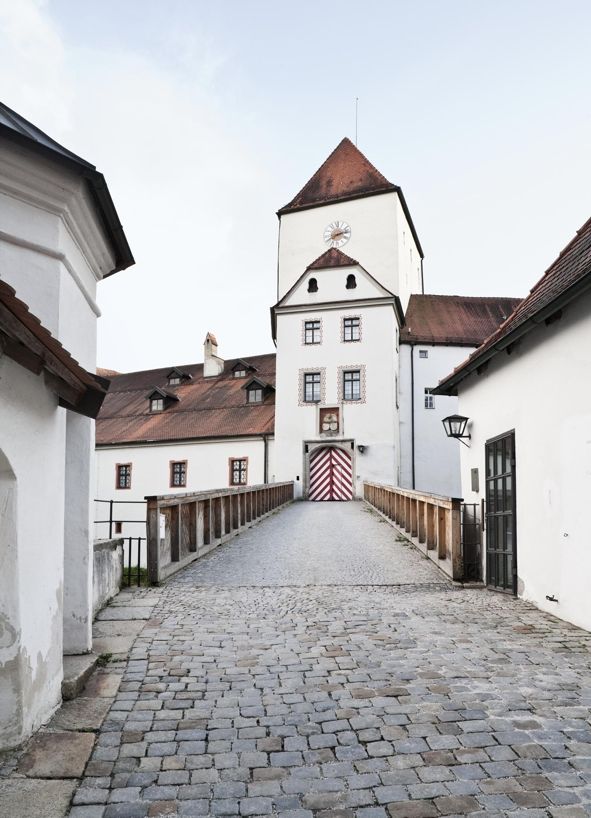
[274,302,399,498]
[0,140,117,747]
[95,437,274,539]
[399,343,477,497]
[277,191,421,306]
[0,358,65,749]
[456,292,591,631]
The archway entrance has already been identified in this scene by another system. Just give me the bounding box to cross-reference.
[309,446,353,501]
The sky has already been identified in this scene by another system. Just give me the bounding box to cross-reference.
[0,0,590,372]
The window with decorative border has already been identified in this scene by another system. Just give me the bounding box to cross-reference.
[302,318,322,345]
[116,463,132,490]
[342,315,361,343]
[298,368,326,406]
[337,365,367,404]
[424,388,435,409]
[170,460,187,488]
[229,457,248,486]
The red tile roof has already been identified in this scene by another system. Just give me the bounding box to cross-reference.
[306,248,359,270]
[96,353,276,445]
[0,278,107,418]
[279,138,396,215]
[436,216,591,393]
[401,294,522,347]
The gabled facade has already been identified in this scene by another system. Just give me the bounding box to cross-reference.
[435,217,591,631]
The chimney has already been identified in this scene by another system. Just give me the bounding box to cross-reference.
[203,332,224,377]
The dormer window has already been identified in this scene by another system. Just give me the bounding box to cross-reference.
[166,368,191,387]
[232,359,256,379]
[247,385,263,403]
[243,376,274,405]
[307,277,318,293]
[146,387,179,413]
[346,274,357,290]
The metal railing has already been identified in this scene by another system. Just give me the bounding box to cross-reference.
[146,482,294,584]
[461,503,482,582]
[363,482,465,581]
[95,499,147,586]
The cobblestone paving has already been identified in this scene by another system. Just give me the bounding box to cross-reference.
[70,501,591,818]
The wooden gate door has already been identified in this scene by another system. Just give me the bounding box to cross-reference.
[485,431,516,593]
[309,446,353,501]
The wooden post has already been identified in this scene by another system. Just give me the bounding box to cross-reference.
[437,506,447,560]
[418,501,426,543]
[450,499,462,578]
[146,496,160,585]
[427,505,436,550]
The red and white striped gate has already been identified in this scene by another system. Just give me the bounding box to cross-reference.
[308,446,354,501]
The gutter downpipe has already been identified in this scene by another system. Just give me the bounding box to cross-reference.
[411,344,416,489]
[263,434,269,484]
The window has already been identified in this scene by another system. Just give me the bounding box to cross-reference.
[168,376,181,386]
[230,458,248,486]
[343,370,361,401]
[419,349,428,359]
[307,277,318,293]
[304,320,321,345]
[150,397,164,412]
[304,372,321,402]
[247,385,263,403]
[346,274,357,290]
[425,388,435,409]
[170,460,187,488]
[116,463,132,490]
[234,369,246,378]
[343,316,360,342]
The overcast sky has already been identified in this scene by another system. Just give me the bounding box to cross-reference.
[1,0,590,372]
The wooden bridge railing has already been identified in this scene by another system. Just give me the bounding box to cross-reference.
[146,482,294,584]
[363,482,463,580]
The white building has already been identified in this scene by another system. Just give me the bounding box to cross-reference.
[435,216,591,631]
[0,102,133,749]
[95,339,276,538]
[96,138,516,512]
[399,294,520,496]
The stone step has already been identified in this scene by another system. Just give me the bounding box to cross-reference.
[61,653,97,701]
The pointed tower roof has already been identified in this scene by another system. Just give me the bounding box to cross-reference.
[306,248,359,270]
[278,137,397,214]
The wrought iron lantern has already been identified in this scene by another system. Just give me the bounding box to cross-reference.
[442,414,471,446]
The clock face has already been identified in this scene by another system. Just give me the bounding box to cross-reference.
[323,220,351,248]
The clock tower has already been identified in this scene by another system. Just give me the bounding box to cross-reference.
[272,138,423,499]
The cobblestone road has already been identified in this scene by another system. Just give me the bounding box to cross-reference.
[71,501,591,818]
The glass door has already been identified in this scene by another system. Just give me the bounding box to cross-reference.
[485,432,516,593]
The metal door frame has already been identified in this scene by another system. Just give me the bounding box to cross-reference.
[484,430,517,595]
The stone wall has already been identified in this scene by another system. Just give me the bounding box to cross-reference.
[93,539,123,618]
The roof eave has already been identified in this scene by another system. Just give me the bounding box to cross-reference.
[0,123,134,275]
[277,185,398,217]
[277,184,424,260]
[434,272,591,396]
